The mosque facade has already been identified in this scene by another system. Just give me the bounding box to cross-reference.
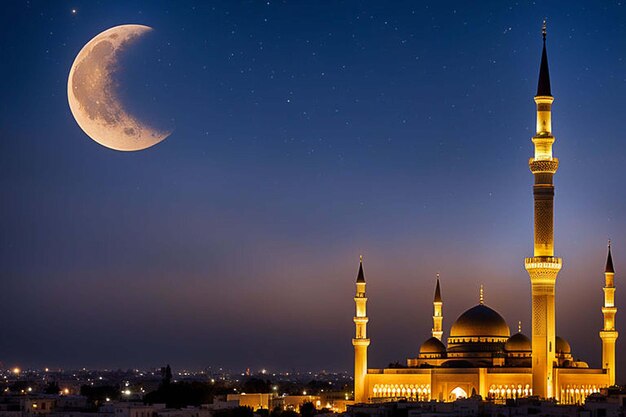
[351,26,618,405]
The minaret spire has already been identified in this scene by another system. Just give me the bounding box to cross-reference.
[600,242,618,385]
[352,256,370,402]
[537,19,551,97]
[525,22,562,399]
[432,274,443,341]
[434,274,442,303]
[356,255,365,283]
[606,240,615,273]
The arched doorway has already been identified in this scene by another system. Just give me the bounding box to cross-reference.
[450,387,468,400]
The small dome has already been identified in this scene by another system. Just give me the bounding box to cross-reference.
[505,332,531,352]
[450,304,511,339]
[555,336,571,354]
[420,337,446,354]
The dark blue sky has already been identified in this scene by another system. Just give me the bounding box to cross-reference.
[1,0,626,381]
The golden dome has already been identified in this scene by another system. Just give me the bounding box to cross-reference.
[419,337,446,355]
[505,332,531,352]
[555,336,571,354]
[449,304,511,339]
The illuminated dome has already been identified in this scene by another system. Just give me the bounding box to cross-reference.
[555,336,571,354]
[420,337,446,355]
[449,304,511,339]
[505,332,531,352]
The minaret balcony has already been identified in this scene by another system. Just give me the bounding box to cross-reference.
[529,159,559,174]
[525,257,562,285]
[602,306,617,315]
[599,331,619,342]
[525,256,562,269]
[352,338,371,346]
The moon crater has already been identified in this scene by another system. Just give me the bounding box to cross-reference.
[68,25,170,151]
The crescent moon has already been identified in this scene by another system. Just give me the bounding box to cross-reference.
[67,24,171,151]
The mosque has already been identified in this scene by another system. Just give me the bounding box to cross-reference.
[351,25,619,405]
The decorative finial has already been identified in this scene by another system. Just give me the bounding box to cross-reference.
[542,19,547,41]
[360,254,363,263]
[479,284,484,305]
[608,239,611,249]
[518,321,522,333]
[436,272,440,279]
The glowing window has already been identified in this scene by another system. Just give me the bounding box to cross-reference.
[450,387,467,400]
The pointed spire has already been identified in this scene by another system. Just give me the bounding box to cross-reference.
[356,255,366,282]
[434,274,442,303]
[606,240,615,274]
[536,19,552,97]
[479,284,484,305]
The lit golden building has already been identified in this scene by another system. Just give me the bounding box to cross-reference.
[351,24,618,405]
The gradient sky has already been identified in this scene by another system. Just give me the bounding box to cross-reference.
[1,0,626,382]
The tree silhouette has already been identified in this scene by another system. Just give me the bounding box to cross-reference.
[144,381,213,408]
[44,381,60,395]
[242,378,271,393]
[80,385,121,407]
[300,402,316,417]
[161,365,173,386]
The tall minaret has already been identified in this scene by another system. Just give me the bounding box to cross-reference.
[600,242,618,385]
[432,275,443,341]
[524,21,562,399]
[353,256,370,403]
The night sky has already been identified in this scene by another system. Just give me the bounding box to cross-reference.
[1,0,626,382]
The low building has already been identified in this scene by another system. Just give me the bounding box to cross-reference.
[226,394,275,411]
[22,398,56,415]
[111,402,165,417]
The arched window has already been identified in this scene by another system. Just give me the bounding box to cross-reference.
[450,387,467,400]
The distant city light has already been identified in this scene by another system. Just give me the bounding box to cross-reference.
[12,368,20,375]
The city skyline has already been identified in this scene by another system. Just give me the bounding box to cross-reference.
[1,1,625,384]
